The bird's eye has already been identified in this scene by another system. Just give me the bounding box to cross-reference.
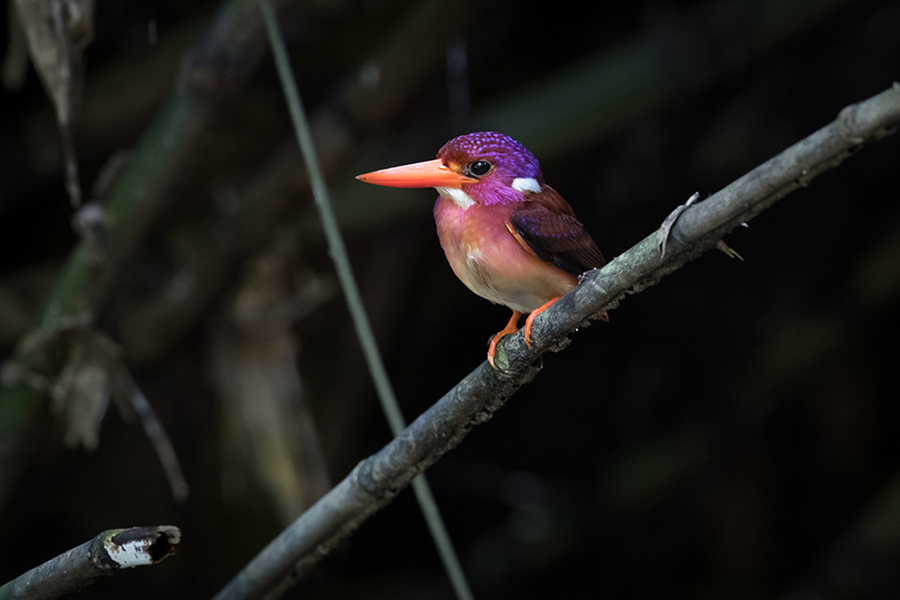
[468,160,491,177]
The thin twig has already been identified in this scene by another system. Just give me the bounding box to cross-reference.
[257,2,473,600]
[123,373,190,502]
[0,525,181,600]
[213,83,900,600]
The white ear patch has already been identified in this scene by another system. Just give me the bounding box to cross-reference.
[437,186,476,210]
[512,177,541,193]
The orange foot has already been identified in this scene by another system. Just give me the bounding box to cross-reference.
[523,297,561,348]
[487,311,522,369]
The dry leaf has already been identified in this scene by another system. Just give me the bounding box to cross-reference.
[14,0,94,126]
[13,0,95,206]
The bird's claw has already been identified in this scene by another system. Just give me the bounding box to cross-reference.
[523,318,537,349]
[522,297,560,351]
[487,335,503,369]
[487,311,523,370]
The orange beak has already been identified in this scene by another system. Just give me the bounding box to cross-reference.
[356,159,475,189]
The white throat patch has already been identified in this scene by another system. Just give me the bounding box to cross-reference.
[511,177,541,193]
[437,186,476,210]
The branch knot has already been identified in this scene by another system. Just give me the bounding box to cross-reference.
[836,103,867,145]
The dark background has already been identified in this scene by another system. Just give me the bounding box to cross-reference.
[2,0,900,598]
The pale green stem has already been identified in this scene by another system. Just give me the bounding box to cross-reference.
[257,2,474,599]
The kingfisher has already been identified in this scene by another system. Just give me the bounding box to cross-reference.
[356,132,606,369]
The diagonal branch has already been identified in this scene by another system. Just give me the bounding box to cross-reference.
[212,84,900,600]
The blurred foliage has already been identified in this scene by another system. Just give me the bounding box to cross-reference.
[1,0,900,598]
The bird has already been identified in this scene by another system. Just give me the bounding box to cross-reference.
[356,131,606,369]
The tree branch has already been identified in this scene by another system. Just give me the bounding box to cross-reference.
[0,525,181,600]
[212,84,900,600]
